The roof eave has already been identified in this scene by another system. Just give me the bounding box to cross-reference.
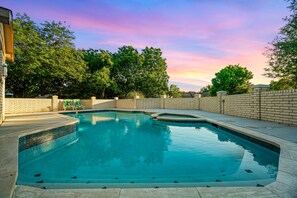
[0,7,14,62]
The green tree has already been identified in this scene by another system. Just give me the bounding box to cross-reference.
[82,49,113,72]
[270,78,297,90]
[167,84,182,98]
[6,14,171,99]
[199,85,212,97]
[83,67,112,98]
[74,49,115,99]
[6,14,46,97]
[139,47,169,97]
[111,46,144,97]
[210,65,253,96]
[38,20,86,97]
[6,14,86,98]
[40,21,75,48]
[265,0,297,89]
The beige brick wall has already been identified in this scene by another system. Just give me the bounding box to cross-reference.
[164,98,197,109]
[93,99,115,109]
[200,97,218,113]
[0,24,4,124]
[4,89,296,126]
[0,76,4,123]
[58,99,115,110]
[222,93,255,118]
[58,100,64,110]
[116,99,135,108]
[261,89,297,125]
[6,98,52,114]
[80,99,92,109]
[0,58,4,124]
[136,98,160,109]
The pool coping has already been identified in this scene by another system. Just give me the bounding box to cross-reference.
[0,113,79,198]
[1,109,297,197]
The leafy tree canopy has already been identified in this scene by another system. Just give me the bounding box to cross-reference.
[71,49,115,99]
[139,47,169,98]
[270,78,297,90]
[6,14,169,99]
[6,14,47,97]
[199,85,212,97]
[210,65,253,96]
[111,46,144,97]
[7,13,86,98]
[167,84,182,98]
[265,0,297,89]
[111,46,169,98]
[82,49,113,73]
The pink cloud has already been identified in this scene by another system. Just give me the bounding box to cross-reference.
[13,0,250,41]
[4,0,285,90]
[164,46,271,89]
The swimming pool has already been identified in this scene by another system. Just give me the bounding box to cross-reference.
[17,111,279,188]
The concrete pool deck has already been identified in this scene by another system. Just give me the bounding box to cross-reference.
[0,109,296,197]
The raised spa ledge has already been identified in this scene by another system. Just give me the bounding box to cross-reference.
[155,117,205,122]
[0,109,297,197]
[151,112,203,122]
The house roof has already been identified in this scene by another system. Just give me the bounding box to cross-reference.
[0,7,14,62]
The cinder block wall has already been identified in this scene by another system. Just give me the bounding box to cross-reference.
[0,24,4,124]
[93,99,115,109]
[219,89,297,126]
[58,100,64,110]
[0,75,4,124]
[116,99,135,109]
[164,98,197,109]
[222,93,254,118]
[0,57,4,124]
[5,98,52,114]
[261,90,297,124]
[200,97,218,113]
[3,88,297,126]
[136,98,160,109]
[80,99,92,109]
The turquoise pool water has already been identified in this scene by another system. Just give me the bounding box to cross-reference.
[17,111,279,188]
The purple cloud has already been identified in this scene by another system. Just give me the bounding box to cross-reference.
[1,0,289,91]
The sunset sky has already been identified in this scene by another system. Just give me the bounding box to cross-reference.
[2,0,289,91]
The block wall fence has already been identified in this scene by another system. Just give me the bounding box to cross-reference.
[0,54,4,125]
[4,85,297,126]
[0,24,5,124]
